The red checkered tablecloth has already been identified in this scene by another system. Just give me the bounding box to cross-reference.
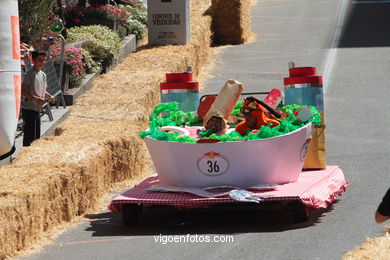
[109,166,347,213]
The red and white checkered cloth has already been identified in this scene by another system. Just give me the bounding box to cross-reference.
[108,166,348,213]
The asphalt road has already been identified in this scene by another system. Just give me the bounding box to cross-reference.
[20,0,390,259]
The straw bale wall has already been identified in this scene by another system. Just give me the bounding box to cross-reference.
[343,227,390,260]
[0,0,252,258]
[210,0,253,45]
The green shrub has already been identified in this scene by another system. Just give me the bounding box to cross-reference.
[18,0,57,44]
[118,4,147,25]
[117,4,147,38]
[80,48,101,74]
[81,40,114,71]
[127,19,145,38]
[67,25,121,68]
[117,24,127,40]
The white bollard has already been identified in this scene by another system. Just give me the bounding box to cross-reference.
[0,0,21,158]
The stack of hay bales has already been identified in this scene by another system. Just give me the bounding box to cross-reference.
[343,227,390,260]
[0,0,253,258]
[210,0,253,45]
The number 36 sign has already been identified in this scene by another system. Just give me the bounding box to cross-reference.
[197,152,229,176]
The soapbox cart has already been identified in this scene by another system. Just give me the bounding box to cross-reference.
[109,92,348,225]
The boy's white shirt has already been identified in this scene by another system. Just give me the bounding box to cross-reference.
[34,70,46,98]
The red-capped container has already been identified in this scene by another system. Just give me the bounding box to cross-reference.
[160,69,199,112]
[283,66,323,109]
[283,63,326,169]
[165,72,193,83]
[288,67,316,77]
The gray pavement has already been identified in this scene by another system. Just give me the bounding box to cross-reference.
[17,0,390,259]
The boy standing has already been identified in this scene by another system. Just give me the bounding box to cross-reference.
[21,51,55,146]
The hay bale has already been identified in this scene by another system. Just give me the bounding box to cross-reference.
[0,0,254,257]
[0,1,212,257]
[210,0,253,45]
[343,230,390,260]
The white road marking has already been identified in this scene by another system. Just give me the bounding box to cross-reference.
[321,0,349,93]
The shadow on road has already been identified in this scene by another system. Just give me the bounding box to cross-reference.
[339,2,390,48]
[84,202,338,237]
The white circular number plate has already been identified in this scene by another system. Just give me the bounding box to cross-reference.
[197,152,229,176]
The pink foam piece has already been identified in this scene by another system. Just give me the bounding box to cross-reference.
[264,88,283,108]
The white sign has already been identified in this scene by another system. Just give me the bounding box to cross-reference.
[197,152,229,177]
[147,0,190,45]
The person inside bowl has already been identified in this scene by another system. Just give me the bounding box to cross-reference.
[205,116,225,134]
[203,79,243,134]
[235,96,281,136]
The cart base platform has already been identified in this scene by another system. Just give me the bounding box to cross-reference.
[109,166,347,213]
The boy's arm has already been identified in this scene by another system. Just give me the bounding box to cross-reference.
[44,91,56,105]
[44,91,54,99]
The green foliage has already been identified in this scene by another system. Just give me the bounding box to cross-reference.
[80,48,101,74]
[84,5,131,23]
[118,4,147,25]
[67,25,121,69]
[50,44,87,89]
[81,41,113,72]
[18,0,57,44]
[117,24,127,40]
[117,4,147,37]
[140,103,321,143]
[126,19,145,38]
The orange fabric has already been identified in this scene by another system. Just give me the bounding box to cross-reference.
[235,99,280,135]
[197,96,216,120]
[14,75,21,118]
[11,16,20,60]
[235,121,251,135]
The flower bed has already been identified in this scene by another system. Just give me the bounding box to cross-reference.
[65,4,146,39]
[50,43,100,89]
[51,44,86,88]
[67,25,122,73]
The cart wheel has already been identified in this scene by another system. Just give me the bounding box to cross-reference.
[289,201,309,222]
[122,204,142,225]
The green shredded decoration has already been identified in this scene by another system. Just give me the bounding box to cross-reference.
[198,129,213,138]
[231,102,243,116]
[139,102,321,143]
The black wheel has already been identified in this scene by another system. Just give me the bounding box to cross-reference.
[122,204,143,225]
[288,201,309,222]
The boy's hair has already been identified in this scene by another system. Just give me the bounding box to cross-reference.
[31,50,46,60]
